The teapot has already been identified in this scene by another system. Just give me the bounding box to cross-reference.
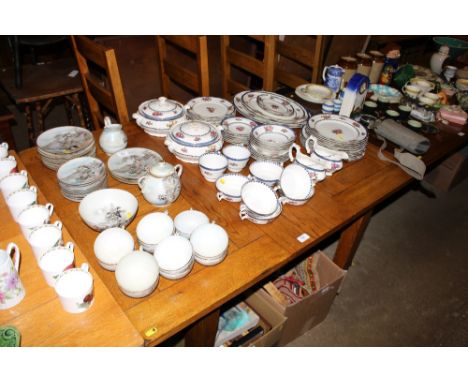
[305,136,348,173]
[138,161,183,207]
[0,243,25,310]
[99,116,128,155]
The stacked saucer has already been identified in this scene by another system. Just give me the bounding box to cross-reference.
[221,117,258,145]
[36,126,96,170]
[249,124,296,163]
[154,235,194,280]
[107,148,162,184]
[56,157,107,202]
[302,114,368,161]
[185,97,235,124]
[234,90,309,129]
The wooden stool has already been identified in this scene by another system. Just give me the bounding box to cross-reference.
[0,57,87,147]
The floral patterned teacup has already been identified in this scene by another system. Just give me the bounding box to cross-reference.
[0,243,25,310]
[54,263,94,314]
[28,221,63,262]
[38,242,75,287]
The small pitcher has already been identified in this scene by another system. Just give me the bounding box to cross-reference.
[0,243,25,310]
[99,116,128,155]
[138,161,183,207]
[289,143,328,182]
[305,136,348,173]
[322,65,344,94]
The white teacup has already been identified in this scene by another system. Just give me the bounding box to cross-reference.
[248,160,283,187]
[419,92,439,106]
[6,185,37,221]
[0,142,8,159]
[403,84,421,99]
[198,152,228,182]
[54,263,94,314]
[17,203,54,239]
[0,156,17,179]
[0,170,28,199]
[410,78,434,93]
[39,242,75,287]
[28,220,63,262]
[136,212,174,253]
[222,145,251,173]
[94,227,134,271]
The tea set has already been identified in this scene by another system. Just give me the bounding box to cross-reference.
[0,156,93,314]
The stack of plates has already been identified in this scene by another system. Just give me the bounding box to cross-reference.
[107,148,162,184]
[248,124,296,163]
[36,126,95,170]
[302,114,368,161]
[234,90,309,129]
[221,117,258,145]
[56,157,107,202]
[185,97,235,124]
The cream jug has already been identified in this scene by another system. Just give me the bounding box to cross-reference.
[99,116,128,155]
[305,136,349,173]
[0,243,25,310]
[138,161,183,207]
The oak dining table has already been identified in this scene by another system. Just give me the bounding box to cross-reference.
[18,100,468,346]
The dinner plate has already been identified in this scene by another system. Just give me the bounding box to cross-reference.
[295,84,333,104]
[108,148,162,184]
[308,114,367,142]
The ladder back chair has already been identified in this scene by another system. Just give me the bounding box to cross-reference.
[156,36,210,101]
[220,35,277,99]
[275,35,325,89]
[70,35,129,129]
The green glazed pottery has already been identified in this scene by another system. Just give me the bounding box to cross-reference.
[0,326,20,347]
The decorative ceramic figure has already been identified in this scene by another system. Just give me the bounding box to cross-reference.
[430,45,450,75]
[138,161,183,207]
[99,116,128,155]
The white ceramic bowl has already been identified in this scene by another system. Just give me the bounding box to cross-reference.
[249,161,283,186]
[136,212,174,246]
[280,163,314,200]
[215,173,249,202]
[79,188,138,231]
[94,227,134,271]
[198,152,228,182]
[222,145,251,173]
[241,181,279,216]
[154,235,193,279]
[115,250,159,298]
[174,209,209,239]
[190,223,228,261]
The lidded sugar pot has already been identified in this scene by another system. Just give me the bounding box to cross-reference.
[138,161,183,207]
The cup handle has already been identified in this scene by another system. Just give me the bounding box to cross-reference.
[322,66,329,82]
[104,116,112,127]
[80,263,89,272]
[20,170,27,177]
[278,196,288,205]
[30,185,37,194]
[216,192,224,202]
[6,243,20,271]
[1,142,7,149]
[239,210,248,220]
[137,176,146,190]
[46,203,54,216]
[65,242,74,253]
[174,164,183,177]
[305,136,317,154]
[54,221,63,230]
[289,143,301,162]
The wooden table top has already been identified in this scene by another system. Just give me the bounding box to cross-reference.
[0,151,143,346]
[19,116,468,346]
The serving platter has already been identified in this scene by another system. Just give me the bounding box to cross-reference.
[295,84,333,104]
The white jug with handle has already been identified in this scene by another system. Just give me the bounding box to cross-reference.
[99,116,128,155]
[305,136,348,173]
[0,243,25,310]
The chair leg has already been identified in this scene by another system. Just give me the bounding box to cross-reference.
[35,101,44,141]
[24,104,34,146]
[72,93,86,128]
[12,36,22,89]
[64,98,74,125]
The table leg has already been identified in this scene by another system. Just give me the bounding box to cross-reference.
[24,104,35,147]
[185,308,220,347]
[333,210,373,270]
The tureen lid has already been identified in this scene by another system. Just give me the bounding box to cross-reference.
[149,161,175,177]
[138,97,185,121]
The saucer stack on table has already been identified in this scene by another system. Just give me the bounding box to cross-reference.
[107,148,163,184]
[221,117,258,145]
[249,124,296,163]
[234,90,309,129]
[56,156,107,202]
[36,126,96,170]
[302,114,369,161]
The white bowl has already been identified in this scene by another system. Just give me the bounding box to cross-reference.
[94,227,134,271]
[198,152,228,182]
[136,212,174,246]
[154,235,193,273]
[190,223,228,260]
[280,163,313,200]
[222,145,251,173]
[249,161,283,186]
[115,250,159,298]
[174,209,209,239]
[241,181,279,216]
[79,188,138,231]
[216,173,249,202]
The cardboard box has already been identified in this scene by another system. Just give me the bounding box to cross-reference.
[260,251,346,346]
[245,290,287,347]
[424,147,468,192]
